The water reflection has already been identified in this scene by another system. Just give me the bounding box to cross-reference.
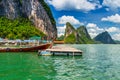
[0,45,120,80]
[36,44,120,80]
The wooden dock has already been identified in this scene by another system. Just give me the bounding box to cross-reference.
[38,46,82,56]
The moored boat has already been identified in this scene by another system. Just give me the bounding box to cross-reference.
[0,43,51,52]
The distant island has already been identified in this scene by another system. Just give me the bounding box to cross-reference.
[57,22,116,44]
[64,22,94,44]
[94,31,116,44]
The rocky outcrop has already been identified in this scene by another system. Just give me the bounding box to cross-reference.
[65,22,76,37]
[0,2,5,16]
[76,26,94,44]
[64,22,76,43]
[94,31,116,44]
[22,0,57,39]
[64,22,94,44]
[0,0,57,39]
[0,0,21,19]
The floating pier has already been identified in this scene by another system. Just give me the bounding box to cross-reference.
[38,46,82,56]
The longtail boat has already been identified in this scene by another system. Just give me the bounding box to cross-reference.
[0,43,51,52]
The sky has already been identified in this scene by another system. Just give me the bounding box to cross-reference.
[45,0,120,40]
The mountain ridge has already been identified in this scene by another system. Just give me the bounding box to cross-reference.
[64,22,94,44]
[94,31,116,44]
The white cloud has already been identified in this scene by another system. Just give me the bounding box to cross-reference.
[105,8,109,11]
[106,27,120,40]
[86,23,97,28]
[113,33,120,40]
[89,33,98,38]
[58,15,83,25]
[86,23,104,38]
[57,25,66,37]
[103,0,120,10]
[101,14,120,23]
[106,27,120,33]
[46,0,101,12]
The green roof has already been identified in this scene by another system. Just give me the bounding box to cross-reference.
[29,36,41,40]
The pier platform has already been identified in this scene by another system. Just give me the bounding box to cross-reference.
[38,46,82,56]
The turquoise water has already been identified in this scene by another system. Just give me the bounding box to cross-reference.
[0,44,120,80]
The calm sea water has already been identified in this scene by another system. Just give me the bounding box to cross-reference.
[0,44,120,80]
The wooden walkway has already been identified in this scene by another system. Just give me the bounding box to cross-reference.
[38,45,82,56]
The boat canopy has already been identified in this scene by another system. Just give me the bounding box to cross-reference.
[29,36,41,40]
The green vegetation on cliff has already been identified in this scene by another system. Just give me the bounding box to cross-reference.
[64,22,95,44]
[20,0,22,4]
[64,33,76,44]
[76,26,94,44]
[0,17,45,39]
[66,22,75,31]
[39,0,56,25]
[64,22,76,43]
[57,35,64,41]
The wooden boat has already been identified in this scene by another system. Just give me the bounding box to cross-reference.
[0,43,51,52]
[53,40,64,44]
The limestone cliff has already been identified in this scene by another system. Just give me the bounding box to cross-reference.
[0,0,57,39]
[64,22,94,44]
[94,31,116,44]
[76,26,94,44]
[0,0,21,19]
[64,22,76,43]
[65,22,76,37]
